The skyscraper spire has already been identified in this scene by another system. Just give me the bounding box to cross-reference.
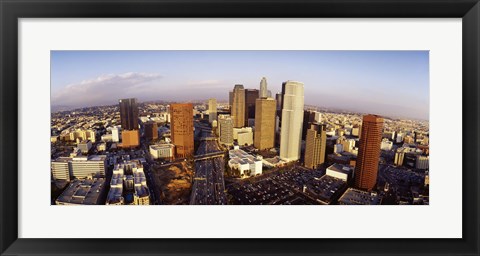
[260,77,268,98]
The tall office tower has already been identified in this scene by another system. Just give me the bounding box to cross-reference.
[275,92,283,145]
[279,81,305,162]
[218,115,234,146]
[229,91,233,111]
[244,89,259,126]
[355,114,384,191]
[302,110,318,140]
[119,98,139,130]
[144,121,158,141]
[275,93,283,113]
[208,98,217,123]
[267,90,272,98]
[232,84,245,128]
[254,97,276,150]
[304,123,327,169]
[259,77,268,98]
[170,103,194,158]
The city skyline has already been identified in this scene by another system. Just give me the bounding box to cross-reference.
[51,50,429,120]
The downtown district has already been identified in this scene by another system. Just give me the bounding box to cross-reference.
[51,78,429,205]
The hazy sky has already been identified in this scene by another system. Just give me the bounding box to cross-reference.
[51,50,429,120]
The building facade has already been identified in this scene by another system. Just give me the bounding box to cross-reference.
[244,89,259,126]
[233,127,253,146]
[354,114,384,191]
[149,144,175,160]
[279,81,305,162]
[51,157,72,181]
[232,84,245,128]
[218,115,234,146]
[70,155,107,179]
[119,98,139,131]
[208,98,217,123]
[121,129,140,148]
[254,97,276,150]
[304,123,327,169]
[170,103,194,158]
[144,121,158,141]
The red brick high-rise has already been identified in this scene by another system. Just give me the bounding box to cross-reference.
[354,114,384,191]
[170,103,194,158]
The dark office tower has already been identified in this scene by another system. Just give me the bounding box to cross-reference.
[302,110,317,140]
[355,114,384,191]
[275,93,283,133]
[119,98,139,130]
[275,93,282,113]
[170,103,194,158]
[304,123,327,169]
[245,89,259,126]
[144,121,158,141]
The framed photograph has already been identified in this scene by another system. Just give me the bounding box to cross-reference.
[1,0,479,255]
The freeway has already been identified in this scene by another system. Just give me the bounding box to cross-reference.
[190,135,227,205]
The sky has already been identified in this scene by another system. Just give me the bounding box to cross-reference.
[51,50,429,120]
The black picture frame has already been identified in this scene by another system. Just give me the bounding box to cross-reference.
[1,0,479,255]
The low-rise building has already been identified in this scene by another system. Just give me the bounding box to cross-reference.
[70,155,107,179]
[78,140,92,154]
[381,138,393,151]
[306,175,347,205]
[149,143,175,160]
[55,178,106,205]
[338,188,382,205]
[106,160,150,205]
[51,157,72,181]
[416,155,429,170]
[326,163,353,182]
[228,147,263,176]
[233,127,253,146]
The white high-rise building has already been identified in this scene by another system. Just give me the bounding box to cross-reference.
[260,77,268,98]
[112,126,121,143]
[279,81,304,162]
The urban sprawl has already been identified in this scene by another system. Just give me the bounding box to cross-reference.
[51,78,429,205]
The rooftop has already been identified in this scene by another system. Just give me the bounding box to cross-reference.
[338,188,382,205]
[327,164,353,175]
[56,178,105,205]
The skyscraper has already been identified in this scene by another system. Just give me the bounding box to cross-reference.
[218,115,234,146]
[254,97,276,150]
[355,114,384,191]
[279,81,304,162]
[208,98,217,123]
[304,123,327,169]
[302,110,321,140]
[119,98,139,131]
[170,103,194,158]
[244,89,259,126]
[260,77,268,98]
[232,84,245,128]
[144,121,158,141]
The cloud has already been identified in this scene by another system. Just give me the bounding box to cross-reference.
[52,72,162,107]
